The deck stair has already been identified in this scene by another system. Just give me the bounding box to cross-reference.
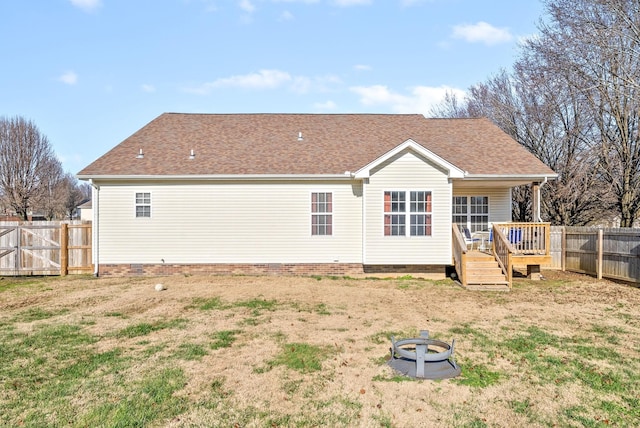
[463,251,509,291]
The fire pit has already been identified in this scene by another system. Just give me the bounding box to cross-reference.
[388,330,461,379]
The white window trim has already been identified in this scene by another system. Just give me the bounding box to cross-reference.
[135,191,152,218]
[382,189,433,238]
[310,191,333,237]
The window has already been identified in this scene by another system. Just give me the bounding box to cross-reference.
[384,191,432,236]
[452,196,488,232]
[135,192,151,218]
[311,192,332,235]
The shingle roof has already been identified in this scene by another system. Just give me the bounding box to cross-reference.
[77,113,555,177]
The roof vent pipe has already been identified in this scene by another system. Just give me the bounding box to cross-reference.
[297,132,303,141]
[189,149,195,160]
[136,148,144,159]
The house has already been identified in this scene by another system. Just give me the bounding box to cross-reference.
[77,113,556,286]
[76,199,93,221]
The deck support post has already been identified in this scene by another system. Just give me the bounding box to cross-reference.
[527,264,541,280]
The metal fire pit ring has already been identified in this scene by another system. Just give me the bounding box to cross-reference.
[391,338,454,362]
[388,330,461,380]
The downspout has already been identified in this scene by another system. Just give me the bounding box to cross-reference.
[89,179,99,277]
[536,177,548,222]
[349,171,366,267]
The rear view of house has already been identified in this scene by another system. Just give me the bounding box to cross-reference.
[78,113,556,284]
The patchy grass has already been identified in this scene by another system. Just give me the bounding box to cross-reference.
[114,318,189,338]
[210,329,241,350]
[276,342,332,372]
[453,359,503,388]
[0,272,638,427]
[77,367,188,427]
[261,342,333,373]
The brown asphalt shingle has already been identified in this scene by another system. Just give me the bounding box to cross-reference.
[77,113,555,177]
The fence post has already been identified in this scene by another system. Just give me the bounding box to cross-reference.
[561,226,566,271]
[60,223,68,276]
[597,229,603,280]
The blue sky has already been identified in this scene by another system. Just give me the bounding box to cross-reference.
[1,0,544,174]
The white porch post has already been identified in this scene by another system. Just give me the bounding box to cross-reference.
[532,182,541,222]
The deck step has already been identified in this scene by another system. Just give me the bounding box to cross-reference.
[467,264,503,271]
[461,254,509,289]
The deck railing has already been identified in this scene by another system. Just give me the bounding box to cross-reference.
[492,222,550,256]
[452,224,468,286]
[453,222,551,290]
[491,226,513,288]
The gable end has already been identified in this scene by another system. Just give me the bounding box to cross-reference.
[354,139,466,179]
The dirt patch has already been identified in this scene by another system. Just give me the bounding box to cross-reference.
[1,271,638,427]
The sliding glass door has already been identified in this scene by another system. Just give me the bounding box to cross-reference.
[452,196,489,232]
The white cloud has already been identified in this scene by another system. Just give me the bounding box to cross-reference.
[291,74,341,94]
[185,69,291,94]
[69,0,102,12]
[272,0,320,3]
[59,71,78,85]
[313,100,338,110]
[217,69,291,88]
[184,69,341,95]
[239,0,256,13]
[141,84,156,93]
[354,64,372,71]
[279,10,294,21]
[350,84,466,115]
[332,0,372,6]
[452,21,512,46]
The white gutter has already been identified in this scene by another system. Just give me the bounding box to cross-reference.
[89,179,99,277]
[460,173,558,181]
[537,177,548,222]
[77,173,356,181]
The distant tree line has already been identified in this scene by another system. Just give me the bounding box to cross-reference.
[0,116,90,221]
[433,0,640,227]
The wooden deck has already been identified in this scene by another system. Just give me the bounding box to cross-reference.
[453,223,552,290]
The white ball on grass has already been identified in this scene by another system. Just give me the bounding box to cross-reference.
[154,283,165,291]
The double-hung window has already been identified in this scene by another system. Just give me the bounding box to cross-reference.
[135,192,151,218]
[311,192,332,235]
[384,191,432,236]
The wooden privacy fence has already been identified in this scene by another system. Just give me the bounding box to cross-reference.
[0,221,92,276]
[549,226,640,284]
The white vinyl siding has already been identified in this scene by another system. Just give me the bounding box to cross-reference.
[97,180,362,264]
[364,150,452,265]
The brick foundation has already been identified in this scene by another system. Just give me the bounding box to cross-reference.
[98,263,365,277]
[97,263,447,278]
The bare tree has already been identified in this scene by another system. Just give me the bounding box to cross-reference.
[37,158,65,220]
[60,173,91,220]
[431,67,612,225]
[527,0,640,226]
[0,116,62,220]
[429,91,472,118]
